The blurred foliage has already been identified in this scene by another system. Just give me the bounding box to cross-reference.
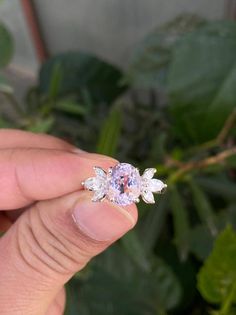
[168,21,236,144]
[124,14,206,89]
[1,13,236,315]
[0,23,13,68]
[39,52,127,103]
[198,226,236,315]
[0,21,13,94]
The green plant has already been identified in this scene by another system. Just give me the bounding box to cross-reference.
[0,21,13,94]
[1,13,236,315]
[198,226,236,315]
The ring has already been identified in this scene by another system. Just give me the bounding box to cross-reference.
[82,162,167,206]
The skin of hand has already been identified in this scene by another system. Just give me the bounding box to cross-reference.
[0,129,138,315]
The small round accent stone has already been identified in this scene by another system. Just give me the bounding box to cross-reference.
[107,163,141,206]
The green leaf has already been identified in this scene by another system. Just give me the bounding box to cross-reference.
[39,52,126,103]
[125,14,205,88]
[189,214,227,262]
[190,222,215,261]
[0,116,11,128]
[168,21,236,143]
[151,257,182,311]
[226,154,236,168]
[140,194,168,254]
[64,279,82,315]
[121,230,150,271]
[156,243,197,310]
[27,116,54,133]
[48,63,63,100]
[0,73,13,93]
[55,98,87,116]
[190,180,218,236]
[198,226,236,305]
[78,245,182,314]
[189,206,236,261]
[170,186,190,261]
[0,23,13,68]
[96,106,122,156]
[197,175,236,202]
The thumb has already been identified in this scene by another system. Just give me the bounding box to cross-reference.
[0,191,137,315]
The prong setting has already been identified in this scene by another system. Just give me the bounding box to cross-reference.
[108,167,113,175]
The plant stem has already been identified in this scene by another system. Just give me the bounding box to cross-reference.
[219,284,236,315]
[168,147,236,184]
[217,109,236,144]
[188,109,236,153]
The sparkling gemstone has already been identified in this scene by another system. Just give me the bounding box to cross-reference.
[142,178,166,193]
[84,177,96,190]
[107,163,141,206]
[94,166,106,179]
[142,168,156,180]
[92,190,106,202]
[84,175,107,201]
[142,190,155,204]
[149,179,167,193]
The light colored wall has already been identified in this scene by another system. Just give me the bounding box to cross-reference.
[34,0,224,67]
[0,0,39,75]
[0,0,225,75]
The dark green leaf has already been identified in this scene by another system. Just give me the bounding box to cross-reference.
[55,98,87,116]
[125,14,205,88]
[190,180,217,236]
[226,155,236,168]
[121,230,150,271]
[168,21,236,143]
[157,243,197,310]
[190,206,236,261]
[140,194,168,254]
[48,63,63,100]
[96,106,122,156]
[190,223,215,261]
[170,186,190,261]
[198,226,236,304]
[0,115,11,128]
[0,23,13,68]
[64,279,81,315]
[151,257,182,311]
[0,73,13,93]
[27,116,54,133]
[197,175,236,202]
[39,52,126,103]
[78,245,181,314]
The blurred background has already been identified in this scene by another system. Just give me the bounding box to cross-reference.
[1,1,236,314]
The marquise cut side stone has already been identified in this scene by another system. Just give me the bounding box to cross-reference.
[148,179,166,193]
[84,178,96,191]
[94,166,106,178]
[92,190,106,202]
[142,168,156,180]
[142,190,155,204]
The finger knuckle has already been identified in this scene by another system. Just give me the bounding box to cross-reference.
[16,204,104,280]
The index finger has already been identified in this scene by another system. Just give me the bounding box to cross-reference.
[0,148,117,210]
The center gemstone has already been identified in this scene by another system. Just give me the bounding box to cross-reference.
[107,163,141,206]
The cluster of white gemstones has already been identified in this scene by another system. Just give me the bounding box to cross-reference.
[83,163,167,206]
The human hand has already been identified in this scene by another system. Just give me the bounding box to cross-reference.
[0,129,137,315]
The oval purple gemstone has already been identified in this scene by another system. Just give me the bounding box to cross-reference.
[107,163,141,206]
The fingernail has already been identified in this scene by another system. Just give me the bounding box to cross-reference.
[72,198,135,242]
[72,148,87,154]
[72,148,118,163]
